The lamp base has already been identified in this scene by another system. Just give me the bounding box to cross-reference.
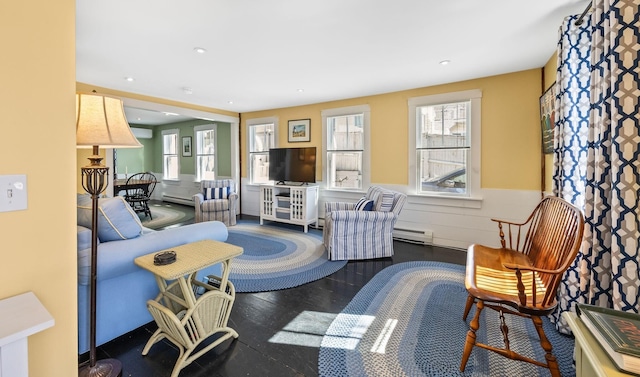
[79,359,122,377]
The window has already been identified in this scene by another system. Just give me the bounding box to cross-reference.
[322,105,370,190]
[409,90,481,197]
[247,118,277,184]
[162,129,179,180]
[194,124,217,181]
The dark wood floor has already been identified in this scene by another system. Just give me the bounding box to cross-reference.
[82,211,467,377]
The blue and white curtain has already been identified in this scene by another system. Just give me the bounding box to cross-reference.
[553,0,640,333]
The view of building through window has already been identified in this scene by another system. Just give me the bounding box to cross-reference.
[195,126,216,181]
[162,130,179,180]
[249,122,275,184]
[417,101,469,194]
[326,113,364,189]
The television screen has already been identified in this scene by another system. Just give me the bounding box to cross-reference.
[269,147,316,184]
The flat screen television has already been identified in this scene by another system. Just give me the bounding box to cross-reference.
[268,147,316,184]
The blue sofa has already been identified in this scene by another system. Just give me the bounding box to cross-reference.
[77,196,228,353]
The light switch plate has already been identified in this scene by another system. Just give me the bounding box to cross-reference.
[0,175,27,212]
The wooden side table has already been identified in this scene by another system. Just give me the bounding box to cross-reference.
[135,240,243,377]
[563,311,633,377]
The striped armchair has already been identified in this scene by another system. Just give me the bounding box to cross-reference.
[323,186,407,261]
[193,179,238,226]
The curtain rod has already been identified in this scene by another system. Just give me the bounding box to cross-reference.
[575,2,592,25]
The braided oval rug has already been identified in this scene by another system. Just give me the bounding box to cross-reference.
[318,261,575,377]
[226,222,347,293]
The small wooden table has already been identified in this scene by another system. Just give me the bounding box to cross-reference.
[563,312,633,377]
[135,240,243,377]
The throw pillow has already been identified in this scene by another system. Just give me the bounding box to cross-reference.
[205,186,230,200]
[77,195,143,242]
[377,192,395,212]
[354,197,374,211]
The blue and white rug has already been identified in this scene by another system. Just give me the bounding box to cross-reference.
[318,261,576,377]
[226,222,347,293]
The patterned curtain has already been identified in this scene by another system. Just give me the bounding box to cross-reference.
[552,0,640,333]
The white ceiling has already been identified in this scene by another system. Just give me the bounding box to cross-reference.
[76,0,590,120]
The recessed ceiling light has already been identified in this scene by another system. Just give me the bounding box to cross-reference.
[125,77,135,82]
[193,47,207,54]
[297,89,305,93]
[227,101,234,105]
[439,60,451,66]
[183,87,193,95]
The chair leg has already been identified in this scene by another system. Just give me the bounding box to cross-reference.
[463,294,474,321]
[460,299,484,372]
[531,315,560,377]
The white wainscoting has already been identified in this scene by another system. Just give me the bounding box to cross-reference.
[241,178,543,251]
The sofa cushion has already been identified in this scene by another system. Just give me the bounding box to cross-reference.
[354,197,374,211]
[78,195,143,242]
[202,199,230,211]
[377,192,395,212]
[205,186,230,200]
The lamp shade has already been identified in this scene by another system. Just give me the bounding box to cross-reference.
[76,93,142,148]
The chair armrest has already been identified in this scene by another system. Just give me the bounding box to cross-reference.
[501,262,560,308]
[491,218,530,250]
[490,218,528,227]
[327,210,397,223]
[193,193,204,206]
[325,202,356,212]
[228,193,238,206]
[502,263,563,275]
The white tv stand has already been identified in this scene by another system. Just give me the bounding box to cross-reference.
[259,183,318,232]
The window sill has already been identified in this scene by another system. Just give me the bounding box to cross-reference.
[407,193,483,209]
[321,187,366,196]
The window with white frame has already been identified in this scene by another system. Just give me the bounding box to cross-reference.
[322,105,370,190]
[162,129,179,180]
[409,90,482,197]
[248,118,277,184]
[194,124,217,181]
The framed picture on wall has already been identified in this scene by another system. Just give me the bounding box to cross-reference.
[288,119,311,142]
[540,84,555,154]
[182,136,192,157]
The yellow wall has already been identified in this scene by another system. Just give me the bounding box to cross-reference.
[0,1,77,376]
[242,69,544,191]
[543,52,558,193]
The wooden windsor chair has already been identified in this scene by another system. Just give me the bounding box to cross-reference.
[460,196,585,376]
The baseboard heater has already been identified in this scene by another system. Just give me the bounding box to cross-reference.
[392,228,433,245]
[161,194,194,206]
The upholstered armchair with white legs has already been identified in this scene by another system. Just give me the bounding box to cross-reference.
[323,186,407,261]
[193,179,238,226]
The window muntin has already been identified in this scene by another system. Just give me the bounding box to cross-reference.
[248,121,276,184]
[326,112,365,190]
[195,125,216,181]
[162,129,179,180]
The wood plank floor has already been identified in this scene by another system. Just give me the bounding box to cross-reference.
[81,211,467,377]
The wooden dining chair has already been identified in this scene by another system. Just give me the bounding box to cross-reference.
[124,172,158,219]
[460,196,584,376]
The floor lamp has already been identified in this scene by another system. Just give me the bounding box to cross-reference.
[76,93,141,377]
